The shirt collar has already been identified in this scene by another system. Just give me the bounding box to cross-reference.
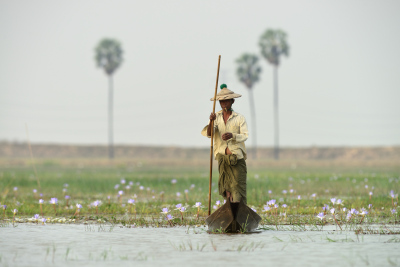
[217,110,238,117]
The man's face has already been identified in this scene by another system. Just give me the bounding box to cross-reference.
[219,99,234,111]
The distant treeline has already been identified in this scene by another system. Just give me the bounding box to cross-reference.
[1,142,399,161]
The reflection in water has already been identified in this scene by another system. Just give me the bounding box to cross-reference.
[0,224,399,266]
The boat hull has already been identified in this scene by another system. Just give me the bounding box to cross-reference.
[206,199,261,233]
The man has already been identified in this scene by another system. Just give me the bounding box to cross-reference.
[201,84,249,204]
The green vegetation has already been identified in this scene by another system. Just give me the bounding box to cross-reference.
[0,159,399,228]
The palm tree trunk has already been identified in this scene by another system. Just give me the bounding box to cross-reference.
[273,65,279,160]
[108,75,114,159]
[248,89,257,159]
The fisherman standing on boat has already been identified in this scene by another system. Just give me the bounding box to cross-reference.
[201,84,249,204]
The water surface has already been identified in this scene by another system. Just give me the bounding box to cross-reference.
[1,224,399,266]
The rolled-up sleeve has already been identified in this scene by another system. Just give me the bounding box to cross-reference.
[201,120,218,138]
[232,117,248,143]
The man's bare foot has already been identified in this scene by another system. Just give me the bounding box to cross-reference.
[226,191,233,202]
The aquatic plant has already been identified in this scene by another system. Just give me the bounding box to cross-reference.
[74,204,82,216]
[50,198,58,215]
[2,205,6,217]
[193,202,202,219]
[65,195,70,206]
[330,208,342,230]
[92,200,101,214]
[128,199,136,218]
[39,199,44,216]
[184,189,189,202]
[34,214,39,224]
[12,209,17,223]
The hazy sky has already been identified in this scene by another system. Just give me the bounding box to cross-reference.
[1,0,399,148]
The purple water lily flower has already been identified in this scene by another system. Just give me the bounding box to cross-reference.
[179,207,186,212]
[316,212,325,220]
[161,208,169,214]
[350,208,359,215]
[360,209,368,216]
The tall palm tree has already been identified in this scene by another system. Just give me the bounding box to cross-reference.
[236,54,262,159]
[95,38,123,159]
[259,29,289,160]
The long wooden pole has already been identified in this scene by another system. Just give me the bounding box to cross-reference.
[208,55,221,216]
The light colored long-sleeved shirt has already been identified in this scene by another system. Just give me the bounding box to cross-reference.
[201,110,249,160]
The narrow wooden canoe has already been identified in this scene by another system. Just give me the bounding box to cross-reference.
[206,198,261,233]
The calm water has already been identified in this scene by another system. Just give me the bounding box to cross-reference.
[1,223,400,266]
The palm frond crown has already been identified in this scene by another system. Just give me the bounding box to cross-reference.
[95,39,123,76]
[259,29,289,66]
[236,54,262,89]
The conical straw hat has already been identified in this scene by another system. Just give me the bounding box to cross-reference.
[210,84,242,101]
